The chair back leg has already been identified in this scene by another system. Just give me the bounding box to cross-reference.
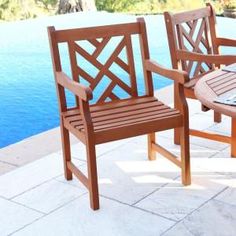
[214,111,222,123]
[148,133,156,160]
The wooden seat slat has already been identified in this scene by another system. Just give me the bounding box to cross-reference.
[68,104,171,124]
[63,96,157,117]
[95,116,183,144]
[65,100,164,123]
[74,109,180,132]
[71,107,179,129]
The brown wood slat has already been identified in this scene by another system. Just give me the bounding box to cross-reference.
[97,82,116,104]
[74,38,132,96]
[76,66,94,84]
[109,93,120,100]
[55,23,140,42]
[206,73,236,95]
[77,110,180,132]
[62,96,157,118]
[124,34,138,96]
[72,106,177,128]
[152,143,181,167]
[93,109,179,128]
[172,7,210,24]
[211,76,236,91]
[88,38,100,47]
[187,20,197,38]
[206,71,233,85]
[91,37,126,90]
[92,37,111,58]
[208,74,236,89]
[67,161,89,188]
[115,57,129,73]
[91,99,162,116]
[216,83,236,96]
[66,100,165,124]
[95,115,183,144]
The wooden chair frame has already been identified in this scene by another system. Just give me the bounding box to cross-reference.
[48,18,191,210]
[164,3,236,145]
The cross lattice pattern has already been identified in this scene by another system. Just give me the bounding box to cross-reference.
[68,35,138,104]
[177,17,214,78]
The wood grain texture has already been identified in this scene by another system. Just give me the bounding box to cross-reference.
[48,18,191,210]
[194,68,236,157]
[164,2,236,146]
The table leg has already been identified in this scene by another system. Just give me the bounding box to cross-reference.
[231,117,236,157]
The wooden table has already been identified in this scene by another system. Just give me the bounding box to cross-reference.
[194,68,236,157]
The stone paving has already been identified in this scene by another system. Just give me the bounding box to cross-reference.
[0,94,236,236]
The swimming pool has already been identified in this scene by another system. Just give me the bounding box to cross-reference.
[0,12,235,148]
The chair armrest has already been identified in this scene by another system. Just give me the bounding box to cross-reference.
[144,59,188,84]
[56,72,93,101]
[176,50,236,65]
[216,37,236,47]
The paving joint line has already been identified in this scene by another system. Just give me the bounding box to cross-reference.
[160,185,229,235]
[100,194,177,223]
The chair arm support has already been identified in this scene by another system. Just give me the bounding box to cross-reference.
[56,72,93,101]
[144,59,188,84]
[176,50,236,65]
[215,37,236,47]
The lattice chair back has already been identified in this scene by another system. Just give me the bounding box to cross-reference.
[49,20,152,107]
[164,4,218,79]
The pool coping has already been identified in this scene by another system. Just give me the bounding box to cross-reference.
[0,85,173,175]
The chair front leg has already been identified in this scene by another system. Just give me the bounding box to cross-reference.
[60,121,72,180]
[174,83,181,145]
[86,139,99,210]
[179,121,191,185]
[176,83,191,185]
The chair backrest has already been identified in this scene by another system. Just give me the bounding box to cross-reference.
[48,18,153,107]
[164,3,219,79]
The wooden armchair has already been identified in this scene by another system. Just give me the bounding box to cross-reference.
[164,3,236,144]
[47,18,190,210]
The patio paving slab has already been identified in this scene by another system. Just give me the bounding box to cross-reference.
[0,153,82,199]
[13,179,87,214]
[0,85,236,235]
[59,138,129,162]
[11,194,175,236]
[0,197,42,236]
[216,186,236,207]
[74,140,181,206]
[135,173,227,221]
[163,200,236,236]
[0,161,16,175]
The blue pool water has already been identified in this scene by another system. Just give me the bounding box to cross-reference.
[0,13,235,148]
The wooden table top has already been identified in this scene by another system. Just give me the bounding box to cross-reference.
[194,68,236,118]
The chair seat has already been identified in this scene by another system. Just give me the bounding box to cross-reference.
[62,96,182,144]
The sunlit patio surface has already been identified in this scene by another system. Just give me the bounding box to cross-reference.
[0,85,236,235]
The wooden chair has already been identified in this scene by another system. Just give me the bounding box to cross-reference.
[164,3,236,144]
[47,18,190,210]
